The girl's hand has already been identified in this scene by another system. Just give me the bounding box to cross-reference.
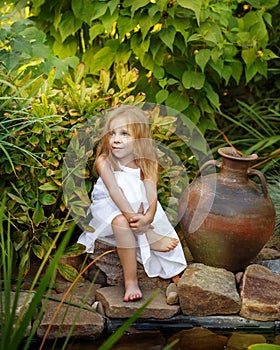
[128,213,153,233]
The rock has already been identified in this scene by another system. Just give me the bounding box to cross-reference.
[252,248,280,262]
[95,286,180,319]
[168,327,227,350]
[226,332,267,350]
[166,283,179,305]
[239,264,280,321]
[235,272,243,285]
[37,297,104,339]
[67,280,101,306]
[2,291,35,337]
[89,240,170,290]
[258,259,280,275]
[177,263,241,316]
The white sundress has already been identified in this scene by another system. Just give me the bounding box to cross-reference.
[77,164,187,279]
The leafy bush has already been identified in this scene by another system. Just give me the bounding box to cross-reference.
[1,0,279,135]
[0,62,147,280]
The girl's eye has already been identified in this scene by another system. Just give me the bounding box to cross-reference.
[122,131,128,136]
[109,131,115,136]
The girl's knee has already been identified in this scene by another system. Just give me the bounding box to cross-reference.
[112,214,128,228]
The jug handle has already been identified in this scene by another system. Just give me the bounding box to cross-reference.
[194,160,221,180]
[247,168,268,198]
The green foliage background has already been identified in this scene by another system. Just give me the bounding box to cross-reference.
[0,0,279,280]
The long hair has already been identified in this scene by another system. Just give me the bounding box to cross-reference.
[95,105,159,183]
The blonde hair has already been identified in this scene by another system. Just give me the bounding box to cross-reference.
[95,105,158,183]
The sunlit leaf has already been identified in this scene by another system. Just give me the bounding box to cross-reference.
[57,262,83,282]
[39,193,56,205]
[62,243,86,257]
[32,244,45,259]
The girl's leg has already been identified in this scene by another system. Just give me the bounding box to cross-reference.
[145,229,179,252]
[136,203,179,252]
[112,214,142,302]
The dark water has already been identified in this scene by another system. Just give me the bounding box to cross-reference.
[31,327,280,350]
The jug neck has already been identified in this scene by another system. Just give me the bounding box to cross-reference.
[218,147,258,182]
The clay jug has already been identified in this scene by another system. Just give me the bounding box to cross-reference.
[179,147,276,272]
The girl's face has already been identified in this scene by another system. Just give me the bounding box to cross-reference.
[108,116,136,166]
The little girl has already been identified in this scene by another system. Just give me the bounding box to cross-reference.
[77,105,187,302]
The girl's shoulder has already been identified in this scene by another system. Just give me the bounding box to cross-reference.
[95,155,121,173]
[95,155,109,173]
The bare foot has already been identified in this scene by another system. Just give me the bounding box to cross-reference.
[146,230,179,252]
[123,280,142,302]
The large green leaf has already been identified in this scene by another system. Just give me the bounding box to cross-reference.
[182,70,205,90]
[158,26,176,51]
[91,47,116,74]
[177,0,202,24]
[242,47,257,67]
[59,10,82,42]
[72,0,99,24]
[166,91,189,112]
[195,49,211,73]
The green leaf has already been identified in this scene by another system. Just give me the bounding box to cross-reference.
[123,0,150,15]
[70,202,87,217]
[166,91,189,112]
[195,49,211,73]
[72,0,98,24]
[263,49,279,61]
[59,10,82,42]
[39,183,59,191]
[158,26,176,51]
[242,48,256,67]
[230,61,243,84]
[33,203,44,227]
[20,249,31,276]
[202,23,222,45]
[39,193,56,205]
[7,193,26,206]
[204,82,220,109]
[182,70,205,90]
[156,90,169,104]
[32,244,45,259]
[92,47,115,73]
[222,65,232,85]
[139,13,158,40]
[41,235,55,252]
[177,0,202,24]
[62,243,85,257]
[101,7,119,32]
[89,23,104,42]
[186,105,201,124]
[57,262,83,282]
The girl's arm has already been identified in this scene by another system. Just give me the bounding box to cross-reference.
[128,178,157,231]
[95,156,135,221]
[142,178,157,224]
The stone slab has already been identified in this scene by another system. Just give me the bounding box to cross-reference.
[95,286,180,319]
[37,298,105,339]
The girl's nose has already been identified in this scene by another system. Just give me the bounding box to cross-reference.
[113,134,121,143]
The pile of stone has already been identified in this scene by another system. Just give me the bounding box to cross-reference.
[10,237,280,343]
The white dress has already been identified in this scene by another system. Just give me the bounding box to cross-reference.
[77,164,187,279]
